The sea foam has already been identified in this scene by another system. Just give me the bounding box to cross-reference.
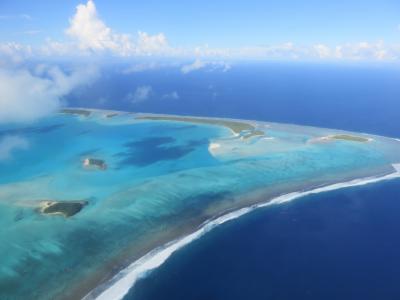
[85,164,400,300]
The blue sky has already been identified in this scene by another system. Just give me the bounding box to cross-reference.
[0,0,399,60]
[0,1,399,130]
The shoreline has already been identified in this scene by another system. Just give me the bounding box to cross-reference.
[42,107,400,299]
[83,164,400,300]
[65,107,400,142]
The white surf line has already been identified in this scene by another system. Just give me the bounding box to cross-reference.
[85,164,400,300]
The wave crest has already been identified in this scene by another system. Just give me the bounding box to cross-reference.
[84,164,400,300]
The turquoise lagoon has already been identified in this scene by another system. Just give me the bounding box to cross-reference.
[0,109,400,300]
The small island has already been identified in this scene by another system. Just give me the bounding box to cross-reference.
[83,158,107,170]
[106,113,119,118]
[136,114,265,138]
[310,134,372,144]
[60,108,92,117]
[39,200,88,217]
[330,134,370,142]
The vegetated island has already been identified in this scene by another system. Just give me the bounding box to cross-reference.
[83,157,107,170]
[330,134,370,142]
[39,200,88,217]
[136,115,265,139]
[106,113,119,118]
[60,108,92,117]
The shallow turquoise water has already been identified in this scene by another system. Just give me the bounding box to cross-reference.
[0,110,399,299]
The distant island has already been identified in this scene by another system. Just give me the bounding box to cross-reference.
[330,134,370,142]
[60,108,92,117]
[136,114,265,139]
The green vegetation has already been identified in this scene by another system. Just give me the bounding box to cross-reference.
[331,134,369,142]
[84,158,107,170]
[41,200,88,217]
[106,113,119,118]
[60,108,91,116]
[136,115,255,134]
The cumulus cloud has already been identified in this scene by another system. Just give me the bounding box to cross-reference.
[334,41,392,60]
[1,0,400,62]
[66,0,132,55]
[126,85,153,103]
[162,91,179,100]
[181,59,206,74]
[231,42,304,60]
[181,59,232,74]
[313,44,332,59]
[220,41,398,61]
[65,0,169,56]
[39,39,76,57]
[0,136,29,161]
[0,65,98,123]
[212,61,231,72]
[0,42,32,65]
[308,41,396,61]
[137,31,169,55]
[121,62,160,74]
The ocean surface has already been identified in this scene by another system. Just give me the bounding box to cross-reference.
[71,62,400,300]
[126,178,400,300]
[1,62,400,300]
[69,61,400,137]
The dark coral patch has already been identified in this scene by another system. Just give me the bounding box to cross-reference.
[116,136,203,167]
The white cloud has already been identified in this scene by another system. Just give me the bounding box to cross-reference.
[0,65,98,123]
[181,59,207,74]
[194,41,400,61]
[224,42,296,60]
[121,62,159,74]
[181,59,232,74]
[137,31,169,55]
[126,85,153,103]
[40,39,76,57]
[212,61,231,72]
[66,0,132,54]
[0,136,29,161]
[65,0,169,56]
[313,44,331,59]
[162,91,179,100]
[0,42,32,65]
[2,1,400,62]
[334,41,393,60]
[121,61,182,74]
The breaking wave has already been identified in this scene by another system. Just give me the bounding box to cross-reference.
[84,164,400,300]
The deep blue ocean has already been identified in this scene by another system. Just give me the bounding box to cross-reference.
[68,62,400,300]
[127,179,400,300]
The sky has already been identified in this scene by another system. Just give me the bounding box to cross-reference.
[1,0,400,61]
[0,0,400,130]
